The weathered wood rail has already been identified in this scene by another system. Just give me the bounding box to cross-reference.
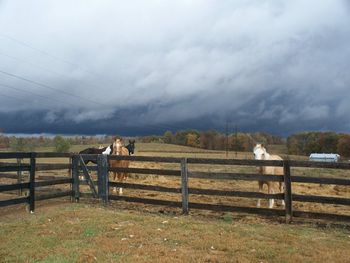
[0,152,73,212]
[1,152,350,223]
[104,155,350,223]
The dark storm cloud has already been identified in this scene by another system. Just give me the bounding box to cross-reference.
[0,0,349,135]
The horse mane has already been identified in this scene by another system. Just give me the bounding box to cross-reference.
[253,143,264,152]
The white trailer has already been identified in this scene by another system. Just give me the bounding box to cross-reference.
[309,153,340,162]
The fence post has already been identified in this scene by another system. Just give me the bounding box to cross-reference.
[72,155,80,202]
[28,153,36,213]
[283,160,292,223]
[17,158,22,196]
[97,154,109,205]
[181,158,189,214]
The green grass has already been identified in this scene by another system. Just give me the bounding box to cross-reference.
[1,203,350,263]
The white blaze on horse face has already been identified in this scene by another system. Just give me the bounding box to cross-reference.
[102,146,111,155]
[115,139,122,155]
[112,139,122,155]
[253,144,266,160]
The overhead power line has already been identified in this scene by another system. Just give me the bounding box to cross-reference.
[0,50,110,93]
[0,91,27,103]
[0,35,202,133]
[0,69,105,106]
[0,83,77,107]
[0,82,188,133]
[0,34,101,78]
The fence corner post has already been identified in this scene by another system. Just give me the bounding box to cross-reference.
[181,157,189,214]
[29,152,36,213]
[283,160,292,223]
[72,155,80,203]
[97,154,109,205]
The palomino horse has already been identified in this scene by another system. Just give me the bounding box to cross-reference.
[109,139,135,194]
[253,144,285,208]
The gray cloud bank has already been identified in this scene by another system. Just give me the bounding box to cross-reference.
[0,0,349,136]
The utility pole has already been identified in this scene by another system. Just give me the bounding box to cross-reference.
[235,124,238,158]
[225,120,229,158]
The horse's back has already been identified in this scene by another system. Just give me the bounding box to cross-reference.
[264,154,283,175]
[79,148,93,154]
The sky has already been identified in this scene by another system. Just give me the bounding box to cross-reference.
[0,0,350,137]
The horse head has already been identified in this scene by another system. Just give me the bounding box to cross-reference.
[127,139,136,155]
[253,143,267,160]
[112,138,123,155]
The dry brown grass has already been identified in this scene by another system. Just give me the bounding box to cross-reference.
[1,142,349,215]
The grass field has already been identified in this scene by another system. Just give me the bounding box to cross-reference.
[1,142,350,262]
[1,201,350,263]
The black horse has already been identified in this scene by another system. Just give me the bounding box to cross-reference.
[124,140,136,155]
[79,140,136,164]
[79,145,113,155]
[79,144,113,164]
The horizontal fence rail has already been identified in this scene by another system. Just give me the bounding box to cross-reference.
[1,152,350,223]
[188,171,284,181]
[0,165,31,172]
[188,188,285,200]
[100,155,350,223]
[108,155,182,163]
[0,152,72,211]
[109,167,181,176]
[109,182,181,193]
[0,182,30,192]
[0,197,29,207]
[291,176,350,185]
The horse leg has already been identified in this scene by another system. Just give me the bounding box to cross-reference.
[257,181,263,208]
[268,184,275,209]
[118,173,126,195]
[119,180,123,195]
[112,171,117,193]
[280,182,285,207]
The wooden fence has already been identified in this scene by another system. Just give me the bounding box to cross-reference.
[99,155,350,223]
[0,152,73,212]
[1,152,350,223]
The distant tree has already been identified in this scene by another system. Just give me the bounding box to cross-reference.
[229,133,255,152]
[337,135,350,157]
[163,131,174,144]
[9,137,27,151]
[319,132,338,153]
[174,131,187,146]
[199,130,218,150]
[286,135,299,155]
[229,135,242,151]
[54,135,71,153]
[186,133,200,147]
[0,135,10,148]
[304,133,321,154]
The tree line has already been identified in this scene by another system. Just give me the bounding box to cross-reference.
[287,132,350,157]
[0,135,116,152]
[1,130,349,157]
[142,130,350,157]
[141,130,284,152]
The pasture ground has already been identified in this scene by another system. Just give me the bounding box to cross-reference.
[1,143,350,262]
[1,200,350,263]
